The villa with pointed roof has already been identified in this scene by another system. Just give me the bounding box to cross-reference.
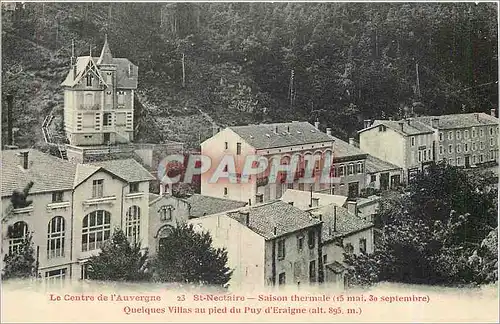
[61,36,138,148]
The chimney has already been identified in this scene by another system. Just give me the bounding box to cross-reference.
[431,118,439,128]
[491,108,496,117]
[349,137,356,146]
[311,197,319,207]
[239,211,250,226]
[347,201,358,217]
[6,94,13,146]
[363,119,372,129]
[406,118,412,125]
[326,128,332,136]
[19,151,29,169]
[398,121,404,131]
[314,120,320,129]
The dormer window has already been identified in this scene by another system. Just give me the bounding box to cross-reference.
[86,73,93,87]
[159,205,174,222]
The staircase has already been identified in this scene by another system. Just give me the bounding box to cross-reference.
[41,115,54,143]
[58,144,68,160]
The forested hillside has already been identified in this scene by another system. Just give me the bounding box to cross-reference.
[2,2,497,149]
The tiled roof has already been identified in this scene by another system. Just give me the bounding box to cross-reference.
[365,154,402,173]
[227,200,321,240]
[415,113,499,130]
[184,194,247,218]
[73,164,100,188]
[308,204,373,242]
[280,189,347,210]
[330,136,367,160]
[61,52,138,89]
[325,261,348,274]
[1,149,77,197]
[227,122,334,150]
[90,159,155,183]
[371,120,434,136]
[149,193,161,203]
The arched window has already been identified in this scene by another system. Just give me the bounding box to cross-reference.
[8,221,28,254]
[157,225,174,253]
[82,210,111,252]
[159,205,174,222]
[126,206,141,244]
[47,216,65,259]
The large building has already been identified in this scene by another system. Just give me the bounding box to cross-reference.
[61,36,138,147]
[188,200,323,290]
[359,112,499,182]
[1,149,154,281]
[200,121,335,205]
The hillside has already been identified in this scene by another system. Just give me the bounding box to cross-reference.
[2,2,498,150]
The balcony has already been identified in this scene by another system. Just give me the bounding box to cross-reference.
[83,196,116,208]
[47,201,71,211]
[78,104,101,111]
[125,192,144,200]
[12,205,34,215]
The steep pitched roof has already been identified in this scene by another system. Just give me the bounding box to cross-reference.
[90,159,155,183]
[226,200,321,240]
[365,154,402,174]
[97,35,113,65]
[1,149,77,197]
[227,122,334,150]
[415,113,499,130]
[184,194,247,218]
[308,204,373,242]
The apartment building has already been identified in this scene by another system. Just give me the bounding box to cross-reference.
[188,200,323,290]
[364,154,403,191]
[1,149,154,281]
[200,121,335,205]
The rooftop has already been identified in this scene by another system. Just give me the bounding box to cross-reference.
[184,194,247,218]
[280,189,347,210]
[90,159,156,183]
[226,121,334,150]
[366,119,435,136]
[415,112,498,130]
[329,135,367,160]
[307,204,373,242]
[365,154,402,173]
[226,200,322,240]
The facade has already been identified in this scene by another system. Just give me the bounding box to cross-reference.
[1,149,154,281]
[364,154,403,191]
[188,200,323,290]
[307,203,374,290]
[200,121,335,205]
[61,37,138,147]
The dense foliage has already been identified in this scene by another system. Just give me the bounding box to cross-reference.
[2,232,37,280]
[152,223,232,287]
[345,162,498,287]
[2,3,498,148]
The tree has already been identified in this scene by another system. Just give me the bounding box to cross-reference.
[151,223,232,287]
[345,162,498,287]
[2,232,37,280]
[86,229,150,282]
[10,181,34,209]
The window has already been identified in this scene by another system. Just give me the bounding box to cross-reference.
[129,182,140,193]
[480,142,485,150]
[224,142,228,150]
[480,154,484,163]
[370,174,376,182]
[423,150,427,161]
[464,130,469,138]
[52,191,64,203]
[297,235,304,251]
[103,112,112,126]
[378,125,386,132]
[256,194,264,203]
[347,164,354,175]
[456,157,461,166]
[159,205,174,221]
[448,158,453,165]
[456,144,461,153]
[92,179,104,198]
[356,162,363,174]
[86,73,93,87]
[418,151,422,162]
[45,268,67,285]
[439,132,443,141]
[473,142,477,151]
[236,143,242,155]
[307,229,316,249]
[490,138,495,146]
[411,136,415,147]
[82,210,111,252]
[223,187,228,196]
[309,260,316,283]
[277,239,285,260]
[490,127,494,136]
[439,146,443,154]
[464,143,469,152]
[47,217,65,259]
[448,131,453,140]
[323,254,328,266]
[126,206,141,244]
[117,91,125,105]
[8,221,28,255]
[480,129,484,137]
[448,145,453,154]
[427,149,431,160]
[473,155,477,164]
[472,128,477,138]
[344,243,354,254]
[456,130,461,140]
[338,165,345,177]
[278,272,286,285]
[359,238,367,254]
[157,225,174,252]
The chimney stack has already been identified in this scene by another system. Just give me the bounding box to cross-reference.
[363,119,372,129]
[349,137,356,146]
[491,108,496,117]
[406,118,412,125]
[326,128,332,136]
[239,211,250,226]
[347,201,358,217]
[398,121,404,131]
[19,151,29,170]
[314,120,320,129]
[431,118,439,128]
[6,94,13,146]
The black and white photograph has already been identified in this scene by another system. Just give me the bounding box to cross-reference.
[1,1,498,322]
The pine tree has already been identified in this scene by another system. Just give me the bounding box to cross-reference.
[86,229,150,282]
[152,223,232,287]
[2,232,37,280]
